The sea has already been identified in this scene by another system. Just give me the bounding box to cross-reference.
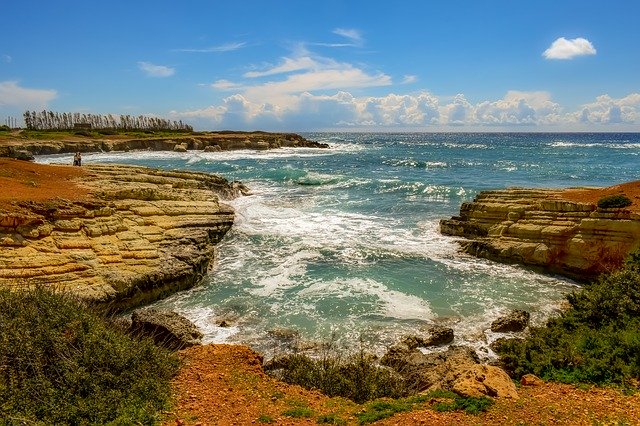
[38,132,640,359]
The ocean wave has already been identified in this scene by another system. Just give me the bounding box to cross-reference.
[384,158,449,169]
[549,141,640,149]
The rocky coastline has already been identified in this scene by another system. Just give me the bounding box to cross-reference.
[0,131,329,158]
[0,160,243,311]
[440,185,640,281]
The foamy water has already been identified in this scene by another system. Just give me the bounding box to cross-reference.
[37,132,639,358]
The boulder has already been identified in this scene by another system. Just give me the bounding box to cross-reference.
[173,143,188,152]
[131,308,203,350]
[520,373,544,386]
[491,310,530,333]
[423,325,454,346]
[451,364,519,399]
[204,144,222,152]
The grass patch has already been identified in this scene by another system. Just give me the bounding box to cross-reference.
[257,414,275,423]
[355,399,413,424]
[0,287,179,425]
[497,250,640,387]
[282,406,314,418]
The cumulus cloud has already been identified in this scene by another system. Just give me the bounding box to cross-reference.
[172,88,640,131]
[543,37,596,60]
[137,61,175,77]
[572,93,640,124]
[475,91,561,125]
[0,81,57,108]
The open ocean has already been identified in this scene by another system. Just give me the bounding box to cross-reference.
[38,133,640,358]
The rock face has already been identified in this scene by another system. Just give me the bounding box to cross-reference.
[440,188,640,281]
[491,310,530,333]
[0,164,238,311]
[0,131,329,157]
[131,308,203,350]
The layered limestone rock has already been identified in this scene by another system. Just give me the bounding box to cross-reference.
[440,188,640,280]
[0,131,329,157]
[0,164,242,311]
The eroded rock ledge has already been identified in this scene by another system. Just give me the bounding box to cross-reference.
[0,164,242,311]
[440,188,640,281]
[0,131,328,157]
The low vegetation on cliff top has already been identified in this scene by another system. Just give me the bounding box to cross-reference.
[0,287,179,425]
[497,250,640,387]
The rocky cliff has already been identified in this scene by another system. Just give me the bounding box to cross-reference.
[0,162,244,311]
[0,131,328,157]
[440,186,640,281]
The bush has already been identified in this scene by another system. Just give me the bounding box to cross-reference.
[0,287,179,425]
[268,344,407,404]
[0,125,10,131]
[497,258,640,386]
[597,194,632,209]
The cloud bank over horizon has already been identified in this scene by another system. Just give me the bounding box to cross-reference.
[170,89,640,131]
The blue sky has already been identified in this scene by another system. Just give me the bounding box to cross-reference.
[1,0,639,131]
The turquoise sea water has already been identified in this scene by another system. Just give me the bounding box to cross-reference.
[39,133,640,357]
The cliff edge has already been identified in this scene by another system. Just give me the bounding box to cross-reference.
[440,182,640,281]
[0,159,243,311]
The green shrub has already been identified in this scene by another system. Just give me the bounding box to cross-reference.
[0,287,179,425]
[269,345,407,404]
[497,260,640,386]
[0,125,10,131]
[317,413,347,425]
[597,194,632,209]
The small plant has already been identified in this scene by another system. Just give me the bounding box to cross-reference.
[317,413,347,425]
[257,414,275,423]
[597,194,632,209]
[355,400,412,424]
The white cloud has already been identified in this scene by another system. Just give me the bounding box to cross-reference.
[402,75,418,84]
[172,89,640,131]
[175,42,246,53]
[210,79,245,91]
[0,81,57,108]
[332,28,363,46]
[2,54,11,63]
[243,56,319,78]
[543,37,596,60]
[475,91,561,125]
[137,61,175,77]
[571,93,640,124]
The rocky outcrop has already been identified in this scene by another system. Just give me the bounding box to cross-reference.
[0,164,240,311]
[130,308,203,350]
[380,344,517,399]
[0,131,329,157]
[491,310,530,333]
[440,188,640,280]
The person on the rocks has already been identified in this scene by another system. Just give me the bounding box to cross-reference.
[73,152,82,166]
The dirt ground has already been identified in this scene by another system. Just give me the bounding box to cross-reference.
[0,158,89,210]
[164,344,640,426]
[561,180,640,212]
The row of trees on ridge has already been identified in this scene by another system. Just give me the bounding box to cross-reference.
[22,110,193,132]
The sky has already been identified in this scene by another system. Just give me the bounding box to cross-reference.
[1,0,639,132]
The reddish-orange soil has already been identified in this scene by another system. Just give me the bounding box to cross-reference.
[561,180,640,212]
[0,158,89,209]
[165,344,640,426]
